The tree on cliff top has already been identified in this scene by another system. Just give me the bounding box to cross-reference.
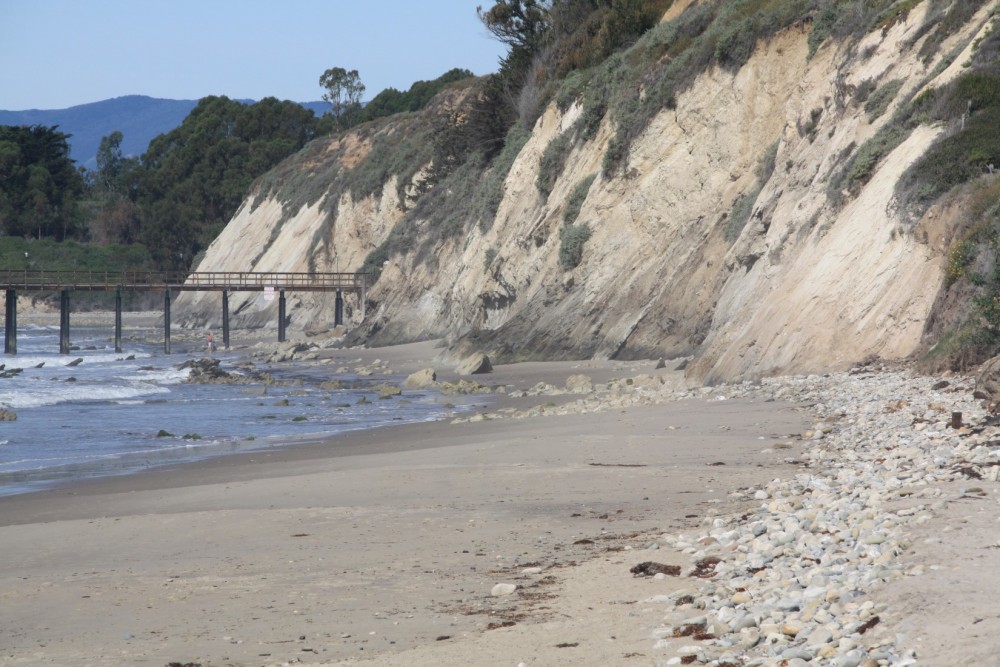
[319,67,366,129]
[478,0,552,51]
[137,96,319,269]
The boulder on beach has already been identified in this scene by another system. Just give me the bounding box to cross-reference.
[975,355,1000,410]
[178,358,256,385]
[490,583,517,597]
[378,384,402,399]
[403,368,437,389]
[455,351,492,375]
[564,374,593,394]
[0,408,16,421]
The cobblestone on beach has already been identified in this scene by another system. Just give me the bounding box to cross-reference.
[450,361,993,665]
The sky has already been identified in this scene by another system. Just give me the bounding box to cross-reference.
[0,0,508,110]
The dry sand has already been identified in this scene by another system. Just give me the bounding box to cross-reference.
[0,337,811,666]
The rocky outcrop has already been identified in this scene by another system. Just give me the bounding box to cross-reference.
[403,368,437,389]
[176,4,995,383]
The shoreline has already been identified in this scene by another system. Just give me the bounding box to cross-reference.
[0,331,996,665]
[0,331,813,666]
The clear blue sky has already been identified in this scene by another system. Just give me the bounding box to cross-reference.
[0,0,507,110]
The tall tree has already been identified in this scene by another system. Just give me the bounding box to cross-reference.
[0,125,84,240]
[135,96,318,269]
[95,130,124,192]
[319,67,366,128]
[477,0,552,50]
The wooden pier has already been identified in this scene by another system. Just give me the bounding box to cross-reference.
[0,270,368,355]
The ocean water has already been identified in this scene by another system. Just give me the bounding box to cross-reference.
[0,324,465,497]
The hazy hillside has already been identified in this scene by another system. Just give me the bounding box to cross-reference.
[178,0,1000,382]
[0,95,328,170]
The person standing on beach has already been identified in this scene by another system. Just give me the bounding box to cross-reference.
[207,333,216,353]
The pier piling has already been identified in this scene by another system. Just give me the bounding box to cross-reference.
[278,289,286,343]
[222,288,230,350]
[164,289,171,354]
[59,289,70,355]
[4,289,16,355]
[114,288,122,353]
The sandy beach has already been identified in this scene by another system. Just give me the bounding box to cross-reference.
[0,330,810,667]
[0,332,995,666]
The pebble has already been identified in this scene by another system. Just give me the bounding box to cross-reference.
[627,369,989,666]
[491,583,517,597]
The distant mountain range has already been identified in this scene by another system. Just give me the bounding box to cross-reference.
[0,95,329,170]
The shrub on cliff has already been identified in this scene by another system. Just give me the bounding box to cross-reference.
[897,69,1000,216]
[564,175,596,225]
[559,222,592,270]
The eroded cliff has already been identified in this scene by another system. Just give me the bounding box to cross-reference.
[177,1,999,383]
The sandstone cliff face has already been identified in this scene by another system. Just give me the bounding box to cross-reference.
[178,3,996,382]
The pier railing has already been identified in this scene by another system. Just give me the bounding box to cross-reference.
[0,269,366,292]
[2,269,368,355]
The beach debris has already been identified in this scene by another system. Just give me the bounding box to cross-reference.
[0,367,22,379]
[66,357,83,367]
[589,462,647,467]
[630,562,681,577]
[403,367,437,389]
[455,351,492,375]
[689,556,722,578]
[0,408,16,421]
[655,358,666,369]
